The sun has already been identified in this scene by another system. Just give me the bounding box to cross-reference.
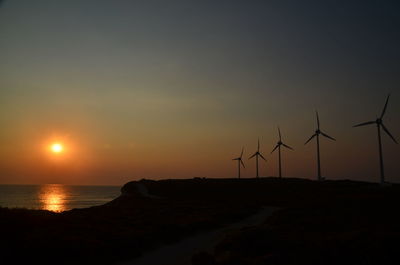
[51,143,63,153]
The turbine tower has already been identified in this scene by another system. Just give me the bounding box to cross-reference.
[271,127,293,178]
[354,94,398,185]
[232,147,245,179]
[249,138,266,178]
[305,111,336,181]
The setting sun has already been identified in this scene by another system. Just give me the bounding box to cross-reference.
[51,143,63,153]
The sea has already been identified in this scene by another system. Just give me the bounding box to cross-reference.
[0,184,121,212]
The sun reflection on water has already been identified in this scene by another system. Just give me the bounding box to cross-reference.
[39,184,66,212]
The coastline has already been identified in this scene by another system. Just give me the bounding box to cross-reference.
[0,184,120,212]
[1,177,400,265]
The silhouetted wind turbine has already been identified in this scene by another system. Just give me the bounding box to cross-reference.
[232,147,245,179]
[305,111,336,181]
[249,138,266,178]
[271,128,293,178]
[354,94,398,185]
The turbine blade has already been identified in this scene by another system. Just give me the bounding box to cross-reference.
[259,153,267,161]
[380,94,390,119]
[282,143,294,150]
[304,134,316,145]
[353,121,375,127]
[257,138,260,152]
[381,123,398,144]
[316,111,320,130]
[240,160,245,168]
[249,153,257,159]
[278,127,281,141]
[320,131,336,141]
[271,144,279,154]
[240,147,244,158]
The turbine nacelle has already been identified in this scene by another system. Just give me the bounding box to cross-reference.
[272,127,293,178]
[232,147,245,171]
[249,150,266,160]
[271,128,294,153]
[305,111,336,181]
[354,95,397,144]
[353,94,397,185]
[249,139,267,178]
[306,112,336,145]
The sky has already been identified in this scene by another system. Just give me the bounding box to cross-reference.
[0,0,399,185]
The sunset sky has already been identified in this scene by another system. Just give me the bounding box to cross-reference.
[0,0,399,185]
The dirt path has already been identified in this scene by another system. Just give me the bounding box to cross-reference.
[120,206,277,265]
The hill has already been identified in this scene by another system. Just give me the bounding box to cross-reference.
[1,177,399,265]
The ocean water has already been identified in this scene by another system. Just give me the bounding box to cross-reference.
[0,184,121,212]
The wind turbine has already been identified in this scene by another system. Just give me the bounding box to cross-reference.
[305,111,336,181]
[354,94,397,185]
[271,127,293,178]
[249,138,266,178]
[232,147,245,179]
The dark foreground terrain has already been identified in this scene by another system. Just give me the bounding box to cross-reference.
[1,178,400,265]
